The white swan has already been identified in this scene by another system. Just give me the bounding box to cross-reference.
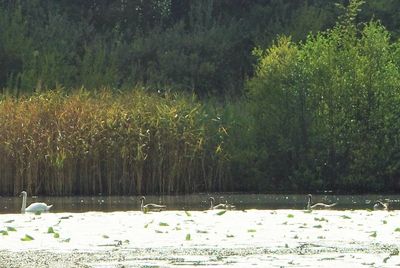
[20,191,53,213]
[209,197,236,210]
[306,194,337,210]
[139,196,166,212]
[373,200,388,211]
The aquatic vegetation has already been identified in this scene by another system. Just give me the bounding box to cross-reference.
[0,90,229,196]
[6,226,16,232]
[47,227,55,233]
[247,229,256,233]
[341,215,351,219]
[314,217,328,222]
[370,231,377,238]
[21,234,34,241]
[0,230,8,235]
[144,220,154,228]
[287,214,294,218]
[216,210,227,216]
[159,222,169,227]
[185,233,191,241]
[394,228,400,232]
[53,233,60,238]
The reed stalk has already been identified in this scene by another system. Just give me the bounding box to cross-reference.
[0,89,230,195]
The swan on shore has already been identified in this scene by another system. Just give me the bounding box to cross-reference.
[209,197,236,210]
[306,194,337,210]
[139,196,166,212]
[20,191,53,213]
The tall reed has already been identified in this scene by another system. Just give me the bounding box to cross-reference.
[0,89,230,196]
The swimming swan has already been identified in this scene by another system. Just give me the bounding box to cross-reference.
[209,197,236,210]
[307,194,337,210]
[20,191,53,213]
[373,200,388,211]
[139,196,166,212]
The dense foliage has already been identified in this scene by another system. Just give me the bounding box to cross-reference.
[243,0,400,192]
[1,0,400,195]
[2,0,399,96]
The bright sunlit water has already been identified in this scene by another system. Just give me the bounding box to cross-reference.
[1,193,399,213]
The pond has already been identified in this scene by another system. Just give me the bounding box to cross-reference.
[0,194,399,267]
[1,193,400,214]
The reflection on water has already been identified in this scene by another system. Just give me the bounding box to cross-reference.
[0,193,399,214]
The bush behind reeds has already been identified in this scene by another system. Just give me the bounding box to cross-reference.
[0,89,230,196]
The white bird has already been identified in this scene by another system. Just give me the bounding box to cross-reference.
[306,194,337,210]
[139,196,166,212]
[209,197,236,210]
[373,200,388,211]
[20,191,53,213]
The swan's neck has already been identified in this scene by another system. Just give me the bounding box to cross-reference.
[307,196,312,210]
[21,195,26,213]
[210,199,214,209]
[140,199,144,210]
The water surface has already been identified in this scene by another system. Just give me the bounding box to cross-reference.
[1,193,399,214]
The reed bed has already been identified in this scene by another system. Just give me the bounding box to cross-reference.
[0,89,231,196]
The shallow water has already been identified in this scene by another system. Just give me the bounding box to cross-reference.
[0,210,399,267]
[1,193,399,214]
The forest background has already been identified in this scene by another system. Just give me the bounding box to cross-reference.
[1,0,400,196]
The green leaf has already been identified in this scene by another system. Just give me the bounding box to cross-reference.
[216,210,226,216]
[53,233,60,238]
[394,228,400,232]
[159,222,169,227]
[6,226,16,232]
[0,230,8,236]
[287,214,294,218]
[185,233,191,241]
[47,227,55,233]
[21,234,34,241]
[144,220,154,228]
